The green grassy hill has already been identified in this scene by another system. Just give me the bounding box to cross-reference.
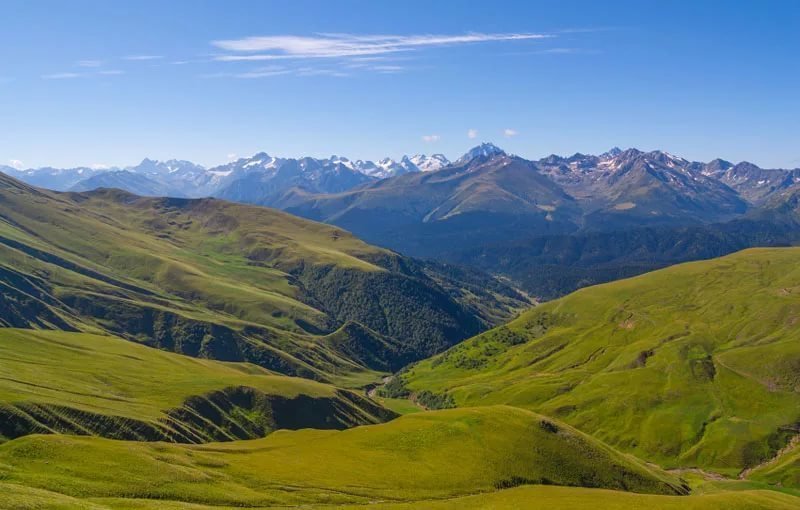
[0,328,392,443]
[4,484,800,510]
[0,172,526,383]
[404,248,800,475]
[0,405,688,508]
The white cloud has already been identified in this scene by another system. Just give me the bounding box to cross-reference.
[371,65,405,74]
[295,67,349,77]
[42,72,81,79]
[123,55,163,61]
[77,60,103,67]
[467,129,478,139]
[212,32,550,61]
[97,70,125,75]
[235,65,292,79]
[422,135,441,143]
[227,153,238,160]
[503,128,518,138]
[90,163,110,170]
[9,159,24,170]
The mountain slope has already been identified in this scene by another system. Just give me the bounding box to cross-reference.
[405,248,800,474]
[447,217,800,299]
[0,405,686,507]
[0,328,393,443]
[537,149,748,229]
[0,171,523,382]
[702,160,800,205]
[214,153,376,205]
[278,145,759,258]
[281,145,582,257]
[8,165,104,190]
[69,169,187,197]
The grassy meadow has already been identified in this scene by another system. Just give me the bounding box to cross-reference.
[405,248,800,475]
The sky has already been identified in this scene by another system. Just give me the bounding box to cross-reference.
[1,0,799,170]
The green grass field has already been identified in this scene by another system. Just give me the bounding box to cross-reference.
[0,405,688,508]
[0,329,392,443]
[4,484,800,510]
[405,248,800,475]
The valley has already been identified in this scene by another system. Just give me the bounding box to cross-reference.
[5,2,800,506]
[3,153,800,508]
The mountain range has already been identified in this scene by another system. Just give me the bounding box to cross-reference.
[5,143,800,300]
[9,144,800,212]
[1,152,451,199]
[8,143,798,222]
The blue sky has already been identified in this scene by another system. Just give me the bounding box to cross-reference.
[1,0,799,169]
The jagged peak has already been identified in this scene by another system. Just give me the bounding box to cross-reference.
[456,142,506,164]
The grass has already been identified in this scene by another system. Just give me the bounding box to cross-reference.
[0,405,687,508]
[405,248,800,474]
[0,328,391,442]
[0,329,332,421]
[3,486,800,510]
[374,396,423,415]
[0,174,519,382]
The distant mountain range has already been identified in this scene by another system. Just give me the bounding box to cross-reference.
[8,144,797,215]
[1,152,452,200]
[6,143,800,299]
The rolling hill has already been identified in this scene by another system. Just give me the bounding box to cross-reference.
[404,248,800,474]
[0,405,688,508]
[0,171,526,383]
[0,328,393,443]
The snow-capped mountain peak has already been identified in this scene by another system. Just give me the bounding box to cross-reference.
[456,143,506,165]
[406,153,450,172]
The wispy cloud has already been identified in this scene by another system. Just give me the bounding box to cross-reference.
[123,55,163,61]
[467,129,478,139]
[97,69,125,75]
[422,134,441,143]
[371,65,405,74]
[202,64,351,79]
[212,32,550,61]
[77,59,104,67]
[295,67,349,77]
[227,153,238,160]
[235,67,293,79]
[42,72,81,79]
[504,128,518,138]
[90,163,110,170]
[8,159,24,170]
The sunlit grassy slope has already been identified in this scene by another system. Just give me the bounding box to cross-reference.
[3,484,800,510]
[0,405,688,508]
[0,172,525,383]
[0,329,392,443]
[405,248,800,475]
